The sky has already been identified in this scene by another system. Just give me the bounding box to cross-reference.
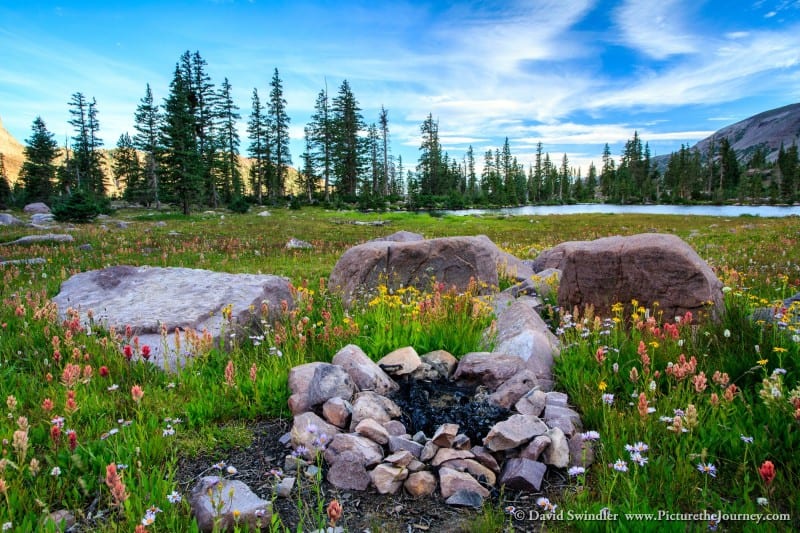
[1,0,799,178]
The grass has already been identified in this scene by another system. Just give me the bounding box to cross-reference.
[0,206,798,531]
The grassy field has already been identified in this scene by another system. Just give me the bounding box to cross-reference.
[0,207,798,532]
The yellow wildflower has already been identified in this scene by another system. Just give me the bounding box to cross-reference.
[598,381,608,392]
[757,359,768,366]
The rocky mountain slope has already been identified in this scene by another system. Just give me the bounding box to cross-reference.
[0,116,25,184]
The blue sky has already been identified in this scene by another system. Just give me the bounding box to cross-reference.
[1,0,799,176]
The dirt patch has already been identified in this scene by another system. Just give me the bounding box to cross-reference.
[175,418,564,532]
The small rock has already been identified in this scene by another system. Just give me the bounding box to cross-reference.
[410,362,441,381]
[543,405,582,427]
[155,221,168,227]
[470,446,501,474]
[31,212,55,224]
[306,364,357,408]
[287,362,326,414]
[326,451,371,491]
[439,458,496,486]
[43,509,76,531]
[515,388,546,417]
[388,436,424,458]
[543,428,569,468]
[499,458,547,491]
[421,350,458,378]
[304,465,320,479]
[190,476,272,532]
[483,414,548,451]
[324,433,384,467]
[78,243,93,251]
[290,412,341,454]
[412,431,427,444]
[332,344,398,395]
[445,489,485,508]
[431,448,474,467]
[370,464,408,494]
[546,416,577,437]
[519,435,551,462]
[258,210,271,217]
[322,397,352,429]
[383,420,407,436]
[404,471,437,498]
[350,391,402,429]
[432,423,459,447]
[569,433,596,467]
[438,467,490,499]
[487,369,538,408]
[355,418,390,445]
[452,434,471,450]
[407,459,426,472]
[276,476,296,498]
[420,440,439,462]
[377,346,422,376]
[384,450,414,467]
[286,237,313,249]
[545,391,569,407]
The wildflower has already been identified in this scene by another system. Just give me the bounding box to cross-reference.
[226,465,238,475]
[637,392,649,418]
[595,347,606,364]
[723,384,738,402]
[105,462,128,507]
[756,497,769,506]
[602,393,614,405]
[693,372,708,393]
[648,380,656,392]
[51,466,61,477]
[67,429,78,451]
[41,398,54,412]
[581,431,600,441]
[167,490,182,504]
[131,385,144,403]
[29,458,40,476]
[292,445,309,458]
[504,505,516,515]
[723,329,731,338]
[757,358,768,366]
[759,460,775,486]
[710,393,719,406]
[107,384,119,392]
[327,499,343,526]
[212,461,226,470]
[631,453,648,467]
[224,359,235,387]
[162,425,175,437]
[2,523,11,531]
[697,462,717,477]
[249,363,257,383]
[772,368,787,375]
[6,396,16,411]
[629,366,640,382]
[141,345,151,360]
[123,345,133,361]
[99,365,109,377]
[628,442,649,453]
[536,497,557,512]
[568,466,586,476]
[307,422,318,434]
[740,435,754,444]
[612,459,628,472]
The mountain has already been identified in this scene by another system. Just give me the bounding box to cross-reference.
[0,115,25,184]
[653,103,800,169]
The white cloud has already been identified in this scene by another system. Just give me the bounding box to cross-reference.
[614,0,699,59]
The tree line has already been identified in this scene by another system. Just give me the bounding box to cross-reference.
[2,50,798,213]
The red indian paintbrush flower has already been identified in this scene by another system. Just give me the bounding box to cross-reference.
[759,460,776,486]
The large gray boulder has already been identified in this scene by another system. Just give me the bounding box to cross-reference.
[0,214,23,226]
[548,233,724,320]
[51,266,292,370]
[190,477,272,532]
[328,235,532,305]
[23,202,50,214]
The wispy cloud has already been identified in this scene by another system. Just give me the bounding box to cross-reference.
[614,0,699,59]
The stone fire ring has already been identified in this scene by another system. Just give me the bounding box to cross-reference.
[285,344,593,505]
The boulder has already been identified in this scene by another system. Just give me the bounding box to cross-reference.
[421,350,458,379]
[51,266,292,370]
[487,369,538,409]
[483,414,548,451]
[2,233,73,246]
[328,235,532,305]
[190,476,272,532]
[453,352,523,390]
[387,436,424,458]
[551,234,724,320]
[0,214,23,226]
[23,202,50,214]
[350,391,402,429]
[288,362,326,415]
[370,464,408,494]
[431,423,459,447]
[384,450,415,467]
[354,418,391,445]
[519,435,551,461]
[322,397,352,428]
[332,344,398,395]
[493,299,559,391]
[431,448,474,467]
[445,489,485,508]
[542,427,570,468]
[369,231,424,243]
[439,458,496,486]
[515,388,547,417]
[290,412,341,453]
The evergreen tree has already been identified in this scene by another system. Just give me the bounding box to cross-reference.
[112,133,142,202]
[465,145,477,199]
[160,65,202,215]
[217,77,242,202]
[65,93,105,195]
[330,80,365,197]
[777,143,798,203]
[717,137,740,199]
[268,68,291,198]
[379,106,390,196]
[300,126,317,202]
[133,83,163,207]
[20,117,59,203]
[585,162,598,200]
[367,123,381,195]
[309,87,333,201]
[0,153,10,207]
[417,113,443,196]
[247,88,271,204]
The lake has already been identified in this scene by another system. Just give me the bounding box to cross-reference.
[440,204,800,217]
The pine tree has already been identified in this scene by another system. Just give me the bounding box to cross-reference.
[20,117,59,203]
[0,153,11,207]
[367,123,381,195]
[268,68,291,198]
[247,88,271,204]
[113,133,142,202]
[217,77,242,202]
[777,143,798,203]
[465,145,477,199]
[417,113,442,197]
[309,87,333,202]
[161,65,202,215]
[378,106,390,196]
[64,93,104,195]
[133,83,163,207]
[300,126,317,202]
[331,80,365,197]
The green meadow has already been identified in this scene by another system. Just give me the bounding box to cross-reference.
[0,208,798,532]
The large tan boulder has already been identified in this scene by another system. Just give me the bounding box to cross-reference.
[551,233,723,320]
[328,235,532,305]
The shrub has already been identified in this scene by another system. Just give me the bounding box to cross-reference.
[51,189,111,222]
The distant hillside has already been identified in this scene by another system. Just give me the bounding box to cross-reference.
[0,116,25,184]
[654,103,800,169]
